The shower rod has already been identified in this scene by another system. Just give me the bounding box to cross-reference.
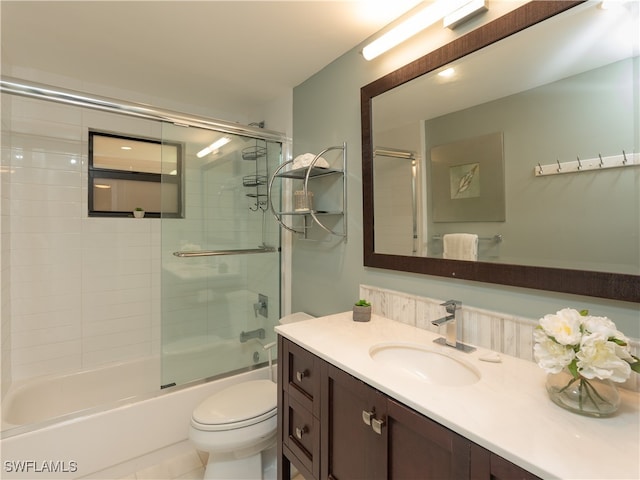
[173,246,278,257]
[0,76,289,143]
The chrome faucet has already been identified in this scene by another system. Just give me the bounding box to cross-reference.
[432,300,475,353]
[240,328,265,343]
[253,293,268,318]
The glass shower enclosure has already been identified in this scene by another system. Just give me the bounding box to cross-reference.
[0,78,283,434]
[160,123,282,388]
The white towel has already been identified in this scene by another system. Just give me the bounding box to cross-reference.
[292,153,330,170]
[443,233,478,261]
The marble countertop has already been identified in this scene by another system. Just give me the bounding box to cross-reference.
[276,312,640,479]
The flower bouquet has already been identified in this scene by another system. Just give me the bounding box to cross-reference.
[534,308,639,416]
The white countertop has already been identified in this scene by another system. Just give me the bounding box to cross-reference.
[276,312,640,480]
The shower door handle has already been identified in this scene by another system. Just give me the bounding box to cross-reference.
[173,246,277,257]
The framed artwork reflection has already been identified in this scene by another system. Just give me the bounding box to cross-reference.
[430,132,505,222]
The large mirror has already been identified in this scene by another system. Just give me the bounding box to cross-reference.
[361,1,640,302]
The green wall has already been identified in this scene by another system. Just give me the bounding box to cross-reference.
[291,14,640,336]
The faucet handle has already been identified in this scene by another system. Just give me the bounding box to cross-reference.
[440,299,462,313]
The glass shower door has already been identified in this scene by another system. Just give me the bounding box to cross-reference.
[160,123,281,388]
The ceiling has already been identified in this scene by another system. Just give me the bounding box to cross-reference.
[1,0,423,118]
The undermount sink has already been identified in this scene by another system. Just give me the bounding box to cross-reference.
[369,342,481,387]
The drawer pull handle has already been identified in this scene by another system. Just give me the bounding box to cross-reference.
[295,370,308,382]
[372,417,386,435]
[295,425,308,439]
[362,410,374,426]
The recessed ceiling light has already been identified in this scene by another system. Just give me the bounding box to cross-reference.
[121,146,132,150]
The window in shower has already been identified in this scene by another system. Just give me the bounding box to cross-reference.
[88,131,184,217]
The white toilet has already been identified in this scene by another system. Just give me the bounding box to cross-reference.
[189,379,278,479]
[189,313,314,479]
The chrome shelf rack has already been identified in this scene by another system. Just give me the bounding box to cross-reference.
[268,143,347,240]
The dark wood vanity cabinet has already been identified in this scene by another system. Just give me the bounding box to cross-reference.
[470,445,541,480]
[278,336,322,480]
[322,362,470,479]
[278,336,539,480]
[322,362,387,479]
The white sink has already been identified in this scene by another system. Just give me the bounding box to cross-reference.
[369,342,481,387]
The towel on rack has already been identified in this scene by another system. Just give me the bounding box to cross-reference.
[292,153,330,170]
[443,233,478,261]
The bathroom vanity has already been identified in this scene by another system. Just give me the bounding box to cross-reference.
[276,312,640,480]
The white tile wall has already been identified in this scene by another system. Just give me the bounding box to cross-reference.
[360,284,639,391]
[1,113,13,395]
[1,91,282,393]
[2,94,163,382]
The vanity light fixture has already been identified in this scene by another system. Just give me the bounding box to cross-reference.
[443,0,487,29]
[362,0,484,61]
[197,137,231,158]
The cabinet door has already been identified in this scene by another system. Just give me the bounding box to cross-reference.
[321,362,387,480]
[279,337,321,480]
[387,399,470,479]
[470,444,540,480]
[283,395,320,478]
[282,337,321,415]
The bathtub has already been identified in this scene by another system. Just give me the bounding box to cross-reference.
[2,357,160,428]
[2,336,270,429]
[1,362,274,479]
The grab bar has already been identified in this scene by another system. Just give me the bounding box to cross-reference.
[173,246,278,257]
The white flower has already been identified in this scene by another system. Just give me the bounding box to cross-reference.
[582,315,629,344]
[533,328,575,374]
[576,332,632,383]
[539,308,583,346]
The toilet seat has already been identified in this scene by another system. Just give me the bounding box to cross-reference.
[191,379,277,432]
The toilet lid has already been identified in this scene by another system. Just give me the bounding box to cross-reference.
[192,380,277,428]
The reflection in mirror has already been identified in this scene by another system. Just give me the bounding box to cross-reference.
[362,1,640,302]
[373,147,421,256]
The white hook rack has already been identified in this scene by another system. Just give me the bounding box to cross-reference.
[534,151,639,177]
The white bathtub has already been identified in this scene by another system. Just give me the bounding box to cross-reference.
[2,357,160,428]
[2,337,270,429]
[1,363,274,479]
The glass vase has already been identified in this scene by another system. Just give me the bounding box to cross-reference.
[545,369,620,417]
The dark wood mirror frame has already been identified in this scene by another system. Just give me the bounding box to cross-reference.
[361,0,640,303]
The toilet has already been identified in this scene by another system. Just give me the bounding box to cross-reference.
[189,313,314,479]
[189,379,277,479]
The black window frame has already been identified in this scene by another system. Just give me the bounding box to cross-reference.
[88,130,184,218]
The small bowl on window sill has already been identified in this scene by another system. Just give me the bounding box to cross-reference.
[133,208,145,218]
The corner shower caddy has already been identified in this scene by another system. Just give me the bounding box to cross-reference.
[268,142,346,240]
[242,141,268,211]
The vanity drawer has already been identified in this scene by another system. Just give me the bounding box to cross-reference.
[284,395,320,478]
[282,337,320,414]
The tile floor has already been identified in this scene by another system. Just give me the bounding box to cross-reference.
[117,448,205,480]
[115,446,304,480]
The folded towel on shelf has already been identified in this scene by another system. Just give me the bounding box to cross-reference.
[292,153,330,170]
[443,233,478,261]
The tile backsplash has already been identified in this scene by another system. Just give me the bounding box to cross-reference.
[360,284,639,392]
